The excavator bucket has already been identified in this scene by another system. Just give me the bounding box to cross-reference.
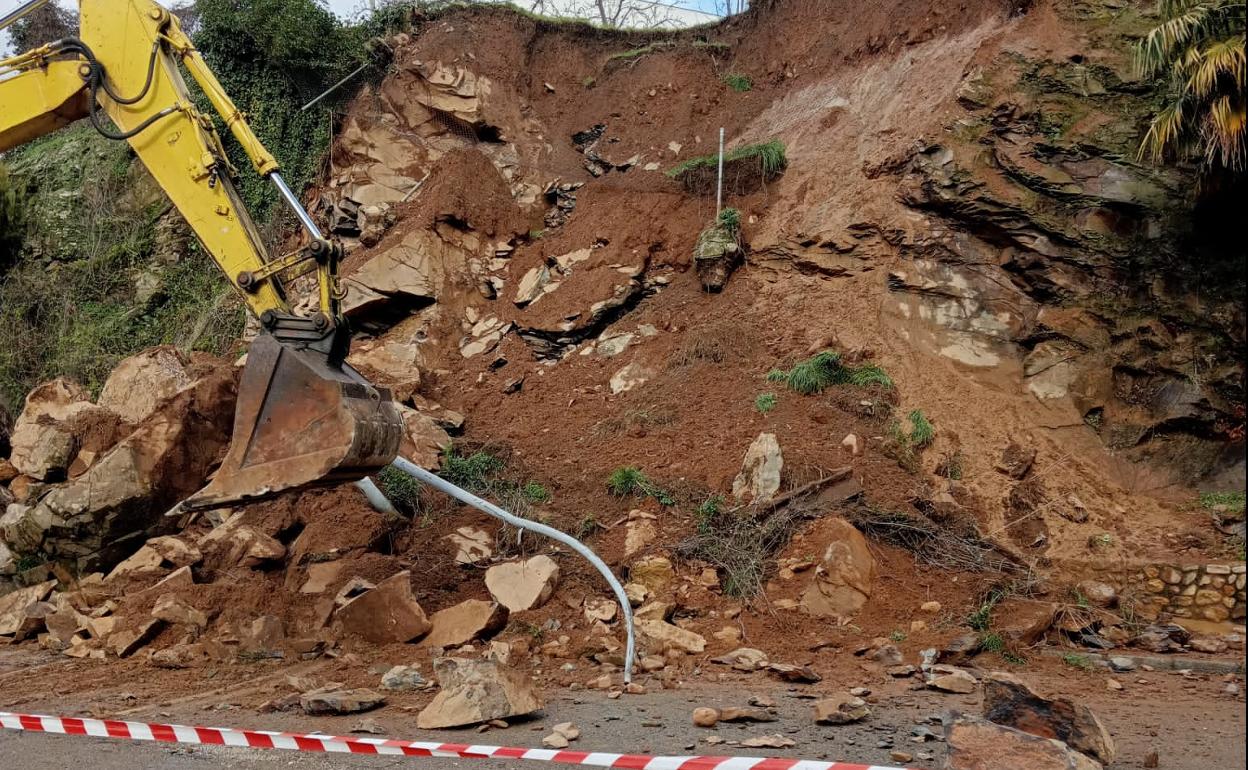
[175,333,403,512]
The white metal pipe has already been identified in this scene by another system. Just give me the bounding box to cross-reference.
[354,477,398,516]
[389,457,636,682]
[716,126,725,216]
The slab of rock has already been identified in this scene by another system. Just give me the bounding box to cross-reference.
[945,713,1103,770]
[108,618,165,658]
[484,555,559,612]
[993,599,1056,646]
[198,514,286,572]
[416,657,543,729]
[300,688,386,716]
[151,595,207,630]
[336,571,431,643]
[768,662,822,683]
[609,362,655,395]
[97,347,195,424]
[731,433,782,502]
[380,665,430,692]
[397,405,453,470]
[421,599,508,649]
[629,555,674,594]
[637,618,706,655]
[927,664,979,693]
[983,672,1116,763]
[813,694,871,724]
[800,518,876,620]
[0,579,57,637]
[583,598,618,624]
[710,647,769,671]
[716,706,777,723]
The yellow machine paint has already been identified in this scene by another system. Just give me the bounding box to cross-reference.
[0,0,402,509]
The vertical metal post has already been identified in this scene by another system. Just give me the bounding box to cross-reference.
[716,127,725,216]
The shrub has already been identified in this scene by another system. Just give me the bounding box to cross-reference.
[754,392,777,413]
[722,73,752,92]
[696,495,724,534]
[717,207,741,232]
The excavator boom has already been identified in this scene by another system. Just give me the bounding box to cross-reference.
[0,0,402,509]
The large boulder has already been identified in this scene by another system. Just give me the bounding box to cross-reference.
[982,672,1116,764]
[335,570,431,643]
[6,379,102,480]
[2,368,237,571]
[800,518,876,620]
[416,657,543,729]
[420,599,508,649]
[944,713,1103,770]
[97,347,197,424]
[732,433,783,502]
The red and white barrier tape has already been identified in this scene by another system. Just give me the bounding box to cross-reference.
[0,711,914,770]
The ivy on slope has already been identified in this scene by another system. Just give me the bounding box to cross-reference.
[192,0,371,219]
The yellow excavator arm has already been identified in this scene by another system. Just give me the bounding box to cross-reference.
[0,0,402,509]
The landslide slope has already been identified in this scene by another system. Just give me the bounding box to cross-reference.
[319,0,1243,577]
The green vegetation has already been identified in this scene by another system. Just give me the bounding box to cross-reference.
[607,41,675,62]
[1134,0,1246,172]
[754,392,777,413]
[607,466,675,506]
[0,126,246,411]
[722,73,752,92]
[889,629,907,643]
[193,0,376,219]
[696,495,725,534]
[766,351,894,395]
[907,409,935,448]
[1062,652,1095,671]
[0,165,23,274]
[440,447,506,492]
[523,481,551,504]
[1200,490,1246,513]
[667,139,788,180]
[528,228,546,240]
[717,207,742,231]
[377,464,423,516]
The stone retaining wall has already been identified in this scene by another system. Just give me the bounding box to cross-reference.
[1125,563,1246,623]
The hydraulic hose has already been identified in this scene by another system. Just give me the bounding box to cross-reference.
[389,457,636,683]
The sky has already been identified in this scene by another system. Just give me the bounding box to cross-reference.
[2,0,742,55]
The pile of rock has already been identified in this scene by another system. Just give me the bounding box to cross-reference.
[1,348,237,574]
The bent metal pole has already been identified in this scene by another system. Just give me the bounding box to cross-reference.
[389,457,637,683]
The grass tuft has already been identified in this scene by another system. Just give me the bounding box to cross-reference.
[767,351,893,396]
[377,465,422,516]
[607,466,674,506]
[754,392,777,413]
[722,73,752,92]
[666,139,788,179]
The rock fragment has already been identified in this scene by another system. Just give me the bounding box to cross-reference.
[484,555,560,612]
[416,657,543,729]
